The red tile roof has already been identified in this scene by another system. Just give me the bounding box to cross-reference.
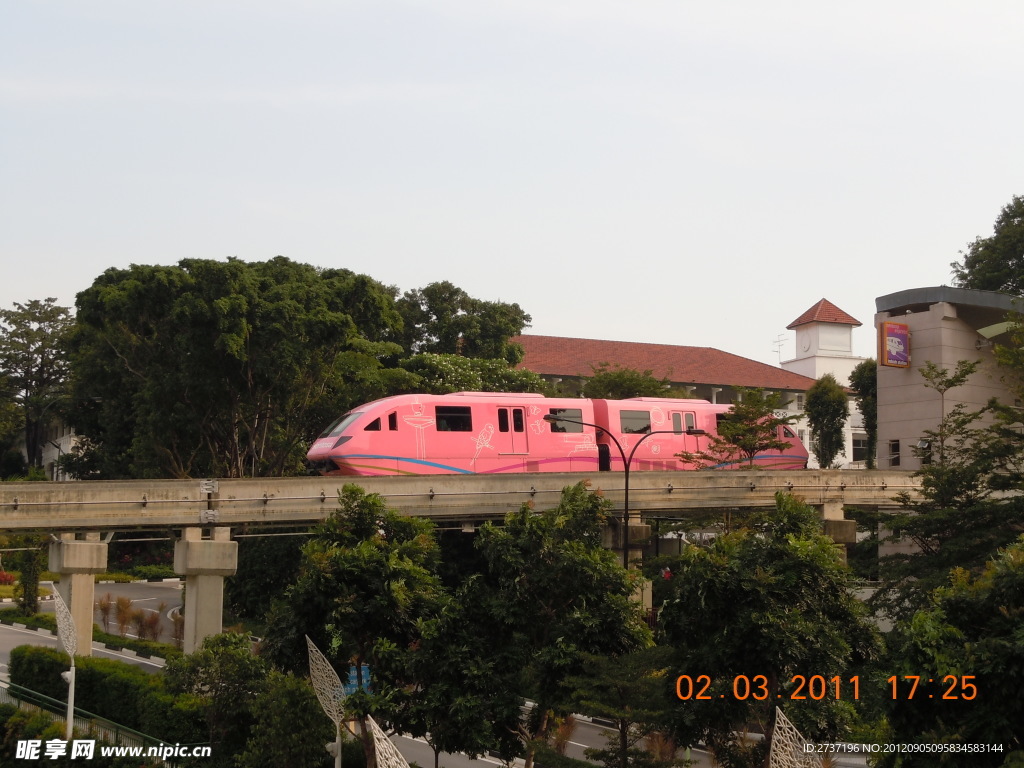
[786,299,861,329]
[513,335,819,391]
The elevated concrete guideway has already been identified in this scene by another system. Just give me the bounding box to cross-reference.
[0,469,918,532]
[0,470,921,655]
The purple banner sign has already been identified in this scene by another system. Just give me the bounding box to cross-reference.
[880,322,910,368]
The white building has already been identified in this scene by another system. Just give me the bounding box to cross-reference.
[781,299,869,468]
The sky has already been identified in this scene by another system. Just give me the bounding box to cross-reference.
[2,1,1022,366]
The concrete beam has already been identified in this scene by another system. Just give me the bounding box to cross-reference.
[0,470,921,532]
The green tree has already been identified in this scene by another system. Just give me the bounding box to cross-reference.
[397,281,531,363]
[951,194,1024,294]
[880,538,1024,765]
[11,535,47,614]
[570,647,682,768]
[237,670,334,768]
[660,493,881,768]
[805,373,849,468]
[261,484,446,768]
[225,529,309,622]
[66,258,413,478]
[848,358,877,469]
[0,298,73,469]
[163,631,270,763]
[400,352,549,394]
[472,483,653,768]
[0,371,23,475]
[581,364,674,400]
[404,593,522,768]
[871,361,1024,622]
[677,388,796,469]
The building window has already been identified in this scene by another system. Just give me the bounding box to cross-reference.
[852,434,869,462]
[889,439,901,468]
[795,393,805,411]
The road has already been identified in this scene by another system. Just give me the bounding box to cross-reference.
[0,621,166,680]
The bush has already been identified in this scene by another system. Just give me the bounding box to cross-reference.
[9,645,205,747]
[0,608,57,633]
[9,645,68,701]
[130,565,177,581]
[0,571,15,585]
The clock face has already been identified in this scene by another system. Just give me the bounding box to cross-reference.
[800,335,811,352]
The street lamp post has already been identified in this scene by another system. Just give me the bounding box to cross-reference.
[306,635,347,768]
[542,414,705,568]
[51,584,77,740]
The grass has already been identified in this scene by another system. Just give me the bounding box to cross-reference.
[0,584,51,600]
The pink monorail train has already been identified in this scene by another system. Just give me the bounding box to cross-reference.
[306,392,808,476]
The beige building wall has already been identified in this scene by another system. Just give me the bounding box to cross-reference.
[875,287,1019,472]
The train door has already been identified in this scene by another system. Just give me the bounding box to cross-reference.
[496,406,528,456]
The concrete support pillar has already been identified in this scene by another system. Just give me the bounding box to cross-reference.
[816,500,846,521]
[602,520,653,609]
[174,527,238,654]
[820,508,857,565]
[48,533,108,657]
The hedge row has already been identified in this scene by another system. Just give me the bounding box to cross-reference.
[9,645,206,745]
[0,701,163,767]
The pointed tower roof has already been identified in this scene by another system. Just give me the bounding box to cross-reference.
[787,299,861,330]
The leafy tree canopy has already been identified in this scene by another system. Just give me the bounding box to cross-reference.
[397,281,531,363]
[805,373,849,468]
[261,484,445,768]
[236,670,334,768]
[65,257,412,478]
[881,538,1024,765]
[952,194,1024,294]
[848,358,877,469]
[0,298,73,468]
[401,352,549,395]
[677,388,796,469]
[472,482,653,767]
[660,493,881,767]
[163,631,270,759]
[581,364,675,400]
[871,361,1024,622]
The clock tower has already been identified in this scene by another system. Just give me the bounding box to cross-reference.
[782,299,864,382]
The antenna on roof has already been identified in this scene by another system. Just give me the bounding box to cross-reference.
[772,334,786,364]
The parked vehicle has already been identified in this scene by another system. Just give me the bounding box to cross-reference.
[307,392,808,476]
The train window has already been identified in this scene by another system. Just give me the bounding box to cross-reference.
[686,413,696,430]
[388,412,397,431]
[547,408,583,433]
[436,406,473,432]
[513,409,524,432]
[364,418,381,431]
[620,410,651,434]
[319,412,362,438]
[782,426,796,438]
[498,409,510,432]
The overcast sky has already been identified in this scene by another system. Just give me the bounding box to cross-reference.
[3,1,1021,366]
